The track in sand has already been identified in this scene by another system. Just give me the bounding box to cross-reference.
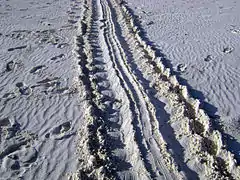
[72,0,240,179]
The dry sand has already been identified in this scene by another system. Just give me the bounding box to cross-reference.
[0,0,86,179]
[1,0,240,179]
[126,0,240,164]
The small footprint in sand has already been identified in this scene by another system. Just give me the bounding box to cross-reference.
[6,61,15,72]
[50,54,65,61]
[36,77,60,84]
[146,21,154,26]
[31,77,70,95]
[204,55,213,62]
[177,63,187,72]
[68,19,78,24]
[223,47,234,54]
[4,118,20,139]
[0,117,36,162]
[40,21,52,26]
[0,117,11,127]
[231,28,240,35]
[30,65,46,74]
[8,45,27,52]
[2,92,16,102]
[0,120,38,173]
[142,10,152,16]
[6,30,31,40]
[2,157,20,171]
[67,10,76,15]
[3,60,23,75]
[16,147,38,164]
[45,121,75,140]
[56,43,69,49]
[19,8,28,11]
[16,82,32,96]
[71,6,81,11]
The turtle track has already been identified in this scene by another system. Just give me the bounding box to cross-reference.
[74,0,240,179]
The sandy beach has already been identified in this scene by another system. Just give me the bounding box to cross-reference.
[1,0,240,179]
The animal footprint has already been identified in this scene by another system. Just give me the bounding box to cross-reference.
[0,119,33,160]
[68,19,78,24]
[231,28,240,35]
[223,47,233,54]
[67,10,76,15]
[204,55,213,62]
[1,143,38,173]
[6,119,20,139]
[40,21,52,26]
[177,63,187,72]
[50,54,65,60]
[1,92,16,103]
[31,77,68,95]
[5,30,31,40]
[142,10,152,16]
[36,77,60,84]
[0,118,37,174]
[146,21,154,26]
[0,117,11,127]
[17,147,38,164]
[30,65,46,74]
[8,45,27,52]
[56,43,69,49]
[16,82,32,96]
[2,157,20,171]
[45,121,75,140]
[6,61,15,72]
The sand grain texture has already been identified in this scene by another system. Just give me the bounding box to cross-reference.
[1,0,240,179]
[0,0,86,179]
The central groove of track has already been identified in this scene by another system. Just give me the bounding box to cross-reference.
[100,0,174,179]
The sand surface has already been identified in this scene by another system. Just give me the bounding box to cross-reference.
[0,0,86,179]
[125,0,240,162]
[1,0,240,179]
